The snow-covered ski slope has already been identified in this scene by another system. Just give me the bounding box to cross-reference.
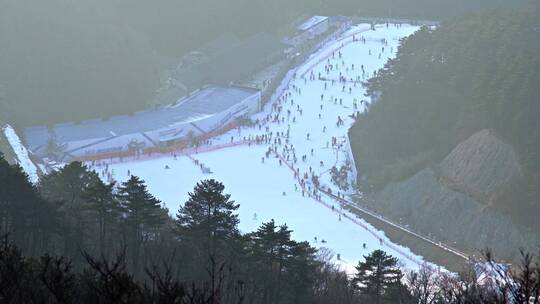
[95,23,428,271]
[2,124,39,183]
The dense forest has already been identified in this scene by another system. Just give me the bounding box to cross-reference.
[0,0,526,127]
[1,154,539,303]
[349,4,539,223]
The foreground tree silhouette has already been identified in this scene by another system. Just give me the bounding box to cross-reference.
[0,154,58,256]
[484,250,540,304]
[249,220,293,304]
[175,179,240,303]
[117,176,165,277]
[353,250,406,304]
[39,161,97,266]
[83,178,119,256]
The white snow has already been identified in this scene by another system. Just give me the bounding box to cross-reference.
[2,124,39,183]
[89,23,432,272]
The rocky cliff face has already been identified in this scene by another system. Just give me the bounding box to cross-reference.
[365,129,538,262]
[439,129,524,206]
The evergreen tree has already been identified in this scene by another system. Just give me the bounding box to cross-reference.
[39,162,98,262]
[82,178,119,256]
[175,179,240,256]
[0,154,58,255]
[176,179,240,241]
[251,220,292,304]
[246,220,319,304]
[353,250,405,304]
[117,175,165,277]
[39,162,96,206]
[175,179,240,300]
[284,241,320,304]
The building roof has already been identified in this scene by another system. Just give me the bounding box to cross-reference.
[24,85,259,150]
[297,16,328,31]
[153,85,188,106]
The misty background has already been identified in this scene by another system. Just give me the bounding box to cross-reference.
[0,0,525,127]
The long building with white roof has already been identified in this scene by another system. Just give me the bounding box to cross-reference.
[284,15,330,46]
[24,85,260,161]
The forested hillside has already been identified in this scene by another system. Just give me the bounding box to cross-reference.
[2,155,539,303]
[0,0,524,127]
[349,5,539,222]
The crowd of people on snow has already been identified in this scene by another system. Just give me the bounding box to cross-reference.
[84,26,393,258]
[88,29,388,224]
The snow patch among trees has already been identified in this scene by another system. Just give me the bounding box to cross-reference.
[2,125,39,183]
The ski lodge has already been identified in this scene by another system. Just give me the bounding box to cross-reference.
[23,32,287,162]
[283,16,330,46]
[24,85,261,162]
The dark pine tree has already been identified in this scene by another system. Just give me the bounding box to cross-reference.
[353,249,405,304]
[82,178,119,257]
[246,220,320,304]
[175,179,240,301]
[286,240,320,304]
[117,175,164,277]
[0,154,58,255]
[175,179,240,241]
[39,161,97,265]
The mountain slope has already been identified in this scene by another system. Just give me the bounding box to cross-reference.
[364,129,538,262]
[349,4,540,214]
[349,4,540,260]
